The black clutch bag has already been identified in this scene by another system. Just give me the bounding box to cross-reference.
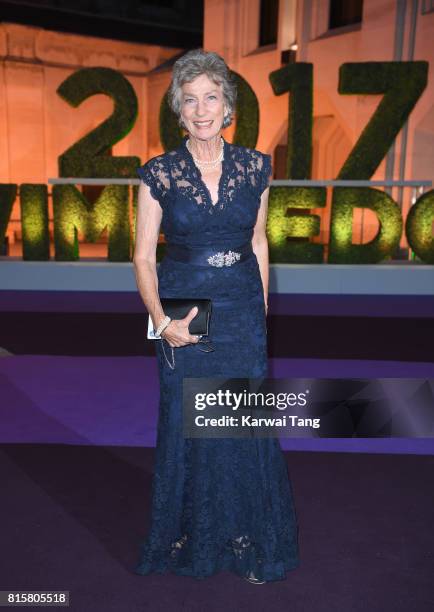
[147,297,212,339]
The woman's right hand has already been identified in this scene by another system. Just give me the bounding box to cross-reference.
[160,306,200,347]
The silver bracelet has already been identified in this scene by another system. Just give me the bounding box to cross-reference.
[155,315,171,338]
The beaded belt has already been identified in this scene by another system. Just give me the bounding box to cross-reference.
[166,242,253,267]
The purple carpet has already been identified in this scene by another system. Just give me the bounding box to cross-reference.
[1,355,434,454]
[1,443,433,611]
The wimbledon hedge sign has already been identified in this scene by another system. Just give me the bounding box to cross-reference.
[0,62,432,264]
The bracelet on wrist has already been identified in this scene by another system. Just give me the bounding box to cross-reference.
[155,315,171,338]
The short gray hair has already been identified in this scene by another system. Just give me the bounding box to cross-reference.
[168,49,237,130]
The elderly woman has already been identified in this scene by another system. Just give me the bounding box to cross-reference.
[133,49,299,584]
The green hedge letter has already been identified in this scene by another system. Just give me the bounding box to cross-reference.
[53,184,130,261]
[0,184,17,253]
[406,190,434,264]
[329,187,402,263]
[20,184,49,260]
[267,187,326,263]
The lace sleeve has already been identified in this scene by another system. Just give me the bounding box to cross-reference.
[137,155,170,206]
[245,149,273,199]
[258,153,272,196]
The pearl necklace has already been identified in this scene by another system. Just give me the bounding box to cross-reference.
[186,136,224,170]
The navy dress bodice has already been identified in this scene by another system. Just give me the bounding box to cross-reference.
[137,135,273,305]
[137,134,272,248]
[134,135,300,582]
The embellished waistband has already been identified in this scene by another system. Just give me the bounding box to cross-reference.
[165,242,253,267]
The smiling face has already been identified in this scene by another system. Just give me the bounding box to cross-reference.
[180,73,226,140]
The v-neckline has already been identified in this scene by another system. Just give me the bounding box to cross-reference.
[182,134,228,209]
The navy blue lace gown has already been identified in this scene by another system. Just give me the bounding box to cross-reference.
[135,134,299,582]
